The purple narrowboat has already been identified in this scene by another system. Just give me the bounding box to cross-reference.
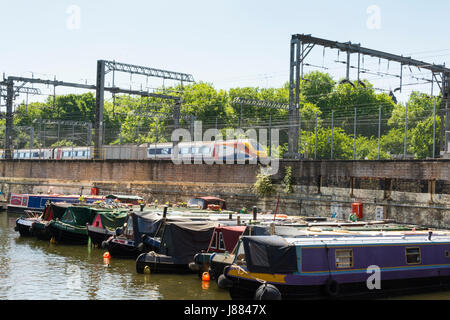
[222,234,450,300]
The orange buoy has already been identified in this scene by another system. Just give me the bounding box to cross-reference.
[202,281,210,290]
[202,272,210,282]
[103,252,111,259]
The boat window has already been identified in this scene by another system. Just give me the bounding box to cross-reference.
[219,232,225,251]
[406,247,421,265]
[335,249,353,269]
[210,232,217,249]
[446,251,450,258]
[234,242,246,267]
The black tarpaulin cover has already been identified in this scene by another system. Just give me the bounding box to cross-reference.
[242,236,298,274]
[130,212,163,243]
[159,221,215,264]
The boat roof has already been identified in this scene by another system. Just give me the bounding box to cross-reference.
[280,234,450,246]
[106,194,144,200]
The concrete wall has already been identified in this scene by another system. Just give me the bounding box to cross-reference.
[2,159,450,228]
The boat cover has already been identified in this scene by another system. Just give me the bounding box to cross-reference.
[159,221,215,264]
[61,206,110,226]
[97,210,128,230]
[42,202,72,221]
[241,236,298,274]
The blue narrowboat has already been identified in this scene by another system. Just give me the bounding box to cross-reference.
[7,193,104,214]
[221,233,450,300]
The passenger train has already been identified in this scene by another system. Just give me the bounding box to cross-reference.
[0,139,268,162]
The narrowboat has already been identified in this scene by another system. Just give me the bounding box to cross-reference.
[87,209,128,247]
[14,211,42,237]
[136,221,216,274]
[221,233,450,300]
[187,197,227,211]
[190,225,247,276]
[102,212,168,259]
[7,193,104,214]
[47,206,115,245]
[30,203,72,240]
[14,202,71,238]
[105,194,144,206]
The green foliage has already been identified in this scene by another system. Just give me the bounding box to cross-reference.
[50,139,76,147]
[283,166,294,194]
[253,171,276,197]
[5,71,441,161]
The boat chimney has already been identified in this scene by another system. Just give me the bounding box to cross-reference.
[252,206,257,221]
[270,223,275,235]
[163,205,168,218]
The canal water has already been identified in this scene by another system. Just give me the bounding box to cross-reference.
[0,211,229,300]
[1,211,450,300]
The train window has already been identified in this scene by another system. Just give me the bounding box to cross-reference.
[191,147,201,154]
[250,140,264,151]
[180,147,190,155]
[161,148,171,155]
[201,147,210,155]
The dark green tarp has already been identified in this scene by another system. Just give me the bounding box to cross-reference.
[98,210,128,230]
[62,206,113,227]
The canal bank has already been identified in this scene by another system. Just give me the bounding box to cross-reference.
[1,159,450,229]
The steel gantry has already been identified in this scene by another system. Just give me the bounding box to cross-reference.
[1,59,194,159]
[94,60,195,159]
[288,33,450,158]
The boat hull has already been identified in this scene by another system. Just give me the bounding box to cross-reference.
[136,252,195,274]
[87,225,113,248]
[225,270,450,300]
[48,222,89,245]
[14,218,36,237]
[104,238,141,259]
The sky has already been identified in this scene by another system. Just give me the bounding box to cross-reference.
[1,0,450,104]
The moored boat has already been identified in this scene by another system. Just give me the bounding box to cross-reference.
[14,211,42,237]
[222,233,450,300]
[87,209,128,247]
[7,193,104,214]
[102,212,167,259]
[136,220,216,274]
[47,206,117,245]
[30,203,72,240]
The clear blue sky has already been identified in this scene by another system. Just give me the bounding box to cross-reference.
[1,0,449,102]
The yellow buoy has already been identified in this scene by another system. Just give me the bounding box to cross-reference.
[144,265,151,274]
[50,237,57,244]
